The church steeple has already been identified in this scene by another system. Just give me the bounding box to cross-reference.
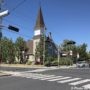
[34,7,45,30]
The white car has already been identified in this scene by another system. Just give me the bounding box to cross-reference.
[76,61,89,68]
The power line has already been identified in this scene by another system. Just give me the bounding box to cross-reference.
[2,20,32,39]
[9,30,32,39]
[3,27,32,39]
[10,0,27,13]
[2,0,33,39]
[3,18,30,31]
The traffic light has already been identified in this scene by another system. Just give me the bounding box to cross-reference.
[8,25,19,32]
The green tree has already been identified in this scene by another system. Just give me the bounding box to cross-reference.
[1,37,16,63]
[35,36,45,64]
[76,43,88,61]
[15,37,28,64]
[60,39,76,51]
[60,40,88,63]
[35,36,57,65]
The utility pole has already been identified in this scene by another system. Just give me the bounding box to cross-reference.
[0,0,3,64]
[0,0,3,38]
[43,27,46,65]
[0,0,19,65]
[58,45,60,67]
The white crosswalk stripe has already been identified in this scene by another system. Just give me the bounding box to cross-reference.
[82,84,90,89]
[48,77,71,81]
[57,78,81,83]
[34,75,62,80]
[12,72,90,88]
[23,68,57,73]
[69,79,90,85]
[40,76,64,80]
[30,75,56,79]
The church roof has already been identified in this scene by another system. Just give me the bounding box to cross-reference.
[26,40,33,54]
[34,7,45,30]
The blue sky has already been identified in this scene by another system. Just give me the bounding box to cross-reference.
[1,0,90,50]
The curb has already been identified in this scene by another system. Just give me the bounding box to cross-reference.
[0,74,11,77]
[0,64,45,68]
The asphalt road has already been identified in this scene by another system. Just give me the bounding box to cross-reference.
[39,68,90,78]
[0,67,90,90]
[0,76,71,90]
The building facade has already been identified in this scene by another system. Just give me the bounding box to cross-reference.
[27,7,58,64]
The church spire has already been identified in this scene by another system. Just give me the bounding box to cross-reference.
[34,7,45,30]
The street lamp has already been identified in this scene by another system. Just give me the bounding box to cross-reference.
[0,10,9,18]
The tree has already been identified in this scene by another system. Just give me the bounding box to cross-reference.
[60,39,76,51]
[60,39,89,63]
[35,36,45,64]
[15,37,28,64]
[1,37,16,63]
[76,43,88,61]
[35,35,57,65]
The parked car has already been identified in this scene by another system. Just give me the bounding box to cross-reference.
[76,61,89,68]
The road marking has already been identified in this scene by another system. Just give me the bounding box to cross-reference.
[41,76,71,81]
[24,68,55,73]
[40,76,64,80]
[46,76,63,81]
[82,84,90,89]
[17,73,56,79]
[69,79,90,86]
[58,78,81,83]
[10,72,90,88]
[31,75,55,79]
[49,77,71,81]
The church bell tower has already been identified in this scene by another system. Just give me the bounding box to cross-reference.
[33,7,46,56]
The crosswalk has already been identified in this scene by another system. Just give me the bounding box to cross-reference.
[23,68,58,73]
[13,72,90,89]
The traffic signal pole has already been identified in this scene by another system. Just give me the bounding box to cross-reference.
[0,0,3,64]
[0,0,19,64]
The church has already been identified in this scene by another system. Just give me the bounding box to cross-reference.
[26,7,58,65]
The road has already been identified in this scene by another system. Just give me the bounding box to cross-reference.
[0,66,38,72]
[0,66,90,90]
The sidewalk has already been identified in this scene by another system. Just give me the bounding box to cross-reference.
[0,64,46,68]
[0,64,76,69]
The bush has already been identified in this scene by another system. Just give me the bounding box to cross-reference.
[59,57,73,66]
[44,60,51,67]
[45,57,73,66]
[26,61,32,65]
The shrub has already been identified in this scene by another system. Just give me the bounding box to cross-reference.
[59,57,73,66]
[26,61,32,65]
